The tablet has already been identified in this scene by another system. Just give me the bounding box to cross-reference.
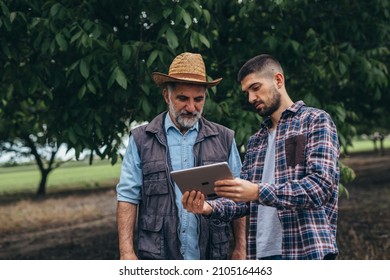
[170,162,234,197]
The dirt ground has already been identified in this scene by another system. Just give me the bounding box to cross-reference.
[0,150,389,260]
[337,151,390,259]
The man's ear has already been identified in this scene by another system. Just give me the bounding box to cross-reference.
[162,88,170,104]
[275,72,284,89]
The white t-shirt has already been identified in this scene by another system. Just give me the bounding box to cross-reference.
[256,130,283,259]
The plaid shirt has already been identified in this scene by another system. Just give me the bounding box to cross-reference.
[209,101,340,259]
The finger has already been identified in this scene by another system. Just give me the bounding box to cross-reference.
[215,188,236,200]
[215,186,236,194]
[182,191,197,211]
[182,191,190,206]
[214,179,237,187]
[186,190,198,211]
[200,192,205,203]
[195,191,203,206]
[191,191,202,210]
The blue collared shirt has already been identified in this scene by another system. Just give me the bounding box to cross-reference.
[117,114,242,259]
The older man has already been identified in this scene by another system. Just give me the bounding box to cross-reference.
[116,52,246,260]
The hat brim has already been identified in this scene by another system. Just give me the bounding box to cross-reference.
[152,72,222,88]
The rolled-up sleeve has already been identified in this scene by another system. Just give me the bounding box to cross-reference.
[116,135,142,204]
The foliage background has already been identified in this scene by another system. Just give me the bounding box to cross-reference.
[1,0,389,194]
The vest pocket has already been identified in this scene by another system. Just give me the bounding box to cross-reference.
[137,215,164,258]
[209,221,230,260]
[143,162,169,194]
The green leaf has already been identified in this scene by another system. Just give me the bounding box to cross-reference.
[115,67,128,89]
[141,98,151,116]
[175,7,184,24]
[0,40,11,57]
[86,80,96,94]
[55,33,68,51]
[79,59,89,79]
[95,126,103,140]
[141,84,150,95]
[190,32,198,48]
[290,40,300,52]
[198,33,210,48]
[73,124,84,135]
[335,106,346,122]
[166,28,178,50]
[68,128,77,144]
[68,60,79,72]
[10,12,17,23]
[264,36,277,50]
[50,3,61,17]
[70,31,82,44]
[162,8,172,19]
[122,45,132,61]
[6,84,14,99]
[0,2,10,16]
[183,11,192,27]
[191,2,202,15]
[107,67,117,89]
[339,61,347,75]
[146,50,159,67]
[202,9,211,24]
[78,84,86,99]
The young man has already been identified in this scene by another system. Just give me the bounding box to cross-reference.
[183,54,340,260]
[117,52,246,260]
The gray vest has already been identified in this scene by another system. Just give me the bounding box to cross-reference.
[132,112,234,260]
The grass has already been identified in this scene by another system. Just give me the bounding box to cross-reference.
[342,138,390,154]
[0,159,121,195]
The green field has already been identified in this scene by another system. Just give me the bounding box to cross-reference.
[344,138,390,153]
[0,138,389,196]
[0,159,121,195]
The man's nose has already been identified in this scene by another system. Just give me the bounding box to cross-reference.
[186,100,196,112]
[248,92,256,104]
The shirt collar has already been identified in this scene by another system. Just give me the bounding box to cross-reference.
[260,100,306,130]
[285,100,305,114]
[164,112,199,134]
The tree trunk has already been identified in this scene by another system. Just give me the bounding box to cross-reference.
[23,136,58,196]
[379,139,385,156]
[36,169,50,196]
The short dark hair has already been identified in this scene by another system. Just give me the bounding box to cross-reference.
[237,54,283,82]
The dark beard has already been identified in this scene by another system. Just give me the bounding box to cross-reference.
[257,87,281,117]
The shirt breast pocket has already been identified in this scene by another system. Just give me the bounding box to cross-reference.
[285,134,306,167]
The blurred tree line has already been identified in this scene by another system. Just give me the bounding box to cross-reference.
[0,0,389,195]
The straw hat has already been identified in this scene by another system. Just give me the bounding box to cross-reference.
[152,52,222,88]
